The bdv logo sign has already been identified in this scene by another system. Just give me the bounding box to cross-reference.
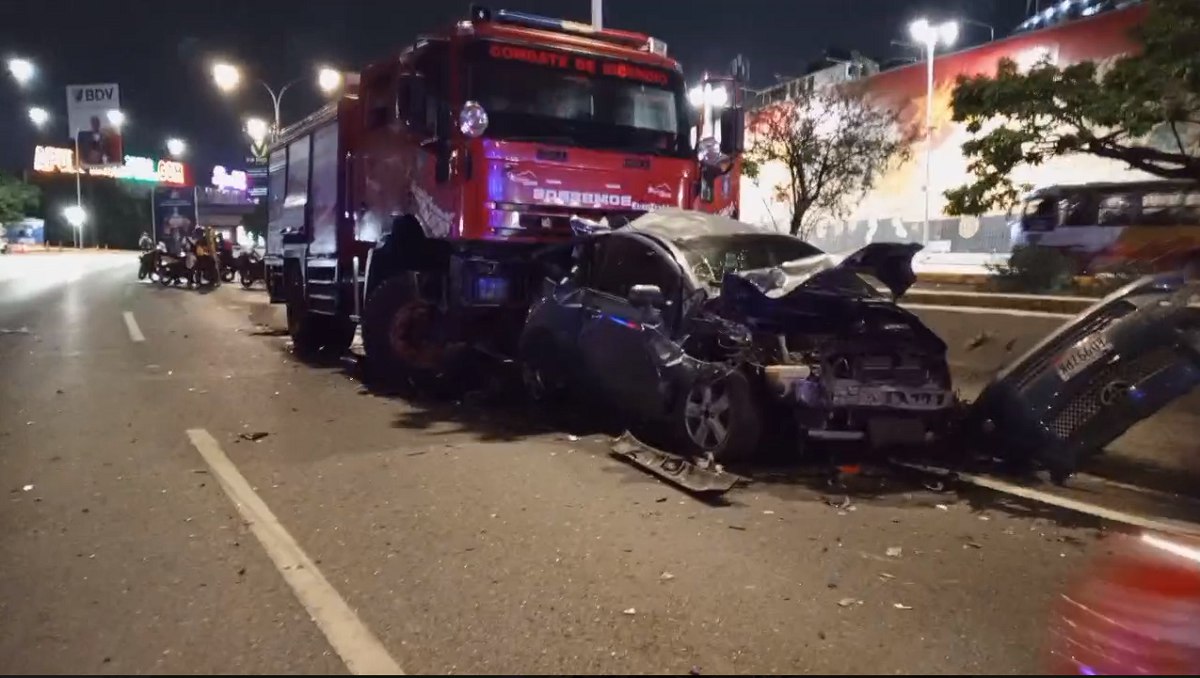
[73,87,115,102]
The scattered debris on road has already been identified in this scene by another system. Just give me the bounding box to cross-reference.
[21,484,33,492]
[660,571,676,581]
[965,331,992,351]
[611,432,741,495]
[238,432,270,442]
[566,434,580,442]
[894,603,913,610]
[0,326,31,335]
[886,546,903,558]
[837,597,860,607]
[935,503,949,511]
[622,607,637,615]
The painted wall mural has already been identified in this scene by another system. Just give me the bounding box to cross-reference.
[741,4,1158,254]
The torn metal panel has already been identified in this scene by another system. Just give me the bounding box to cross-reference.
[610,432,741,494]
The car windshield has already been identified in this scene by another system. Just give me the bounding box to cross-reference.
[468,42,692,158]
[673,233,824,285]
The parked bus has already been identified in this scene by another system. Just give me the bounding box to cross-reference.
[1014,180,1200,274]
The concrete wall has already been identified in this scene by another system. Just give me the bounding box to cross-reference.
[742,5,1161,255]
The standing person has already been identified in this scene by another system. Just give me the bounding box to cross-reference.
[138,232,153,251]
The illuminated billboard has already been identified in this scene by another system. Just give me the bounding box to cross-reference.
[33,145,189,186]
[66,83,124,168]
[211,165,248,192]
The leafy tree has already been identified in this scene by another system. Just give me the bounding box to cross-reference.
[746,86,914,238]
[0,173,40,225]
[947,0,1200,215]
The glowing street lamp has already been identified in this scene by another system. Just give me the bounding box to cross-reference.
[7,57,34,86]
[212,62,242,92]
[317,67,343,94]
[166,137,187,158]
[908,18,959,245]
[106,108,126,129]
[63,204,87,247]
[245,117,269,145]
[63,204,87,228]
[27,106,49,128]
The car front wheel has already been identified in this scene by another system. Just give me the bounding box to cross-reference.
[673,370,762,465]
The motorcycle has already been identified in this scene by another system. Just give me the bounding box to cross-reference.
[238,249,266,288]
[156,253,189,286]
[218,248,238,283]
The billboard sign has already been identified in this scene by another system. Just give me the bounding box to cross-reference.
[153,186,198,253]
[32,145,188,186]
[66,83,123,167]
[211,165,249,192]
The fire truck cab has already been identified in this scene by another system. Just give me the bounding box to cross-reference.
[265,6,745,380]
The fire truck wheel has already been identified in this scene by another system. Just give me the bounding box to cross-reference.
[362,274,446,385]
[287,304,355,359]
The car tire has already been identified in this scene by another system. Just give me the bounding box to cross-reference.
[672,369,762,465]
[519,330,571,405]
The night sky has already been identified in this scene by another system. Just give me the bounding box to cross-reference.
[1,0,1028,179]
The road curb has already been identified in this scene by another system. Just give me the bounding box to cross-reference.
[905,289,1096,315]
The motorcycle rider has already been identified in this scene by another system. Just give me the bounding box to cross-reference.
[138,232,153,251]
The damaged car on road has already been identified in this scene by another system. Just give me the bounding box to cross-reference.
[519,209,957,465]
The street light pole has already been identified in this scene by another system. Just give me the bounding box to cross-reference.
[909,18,958,246]
[923,39,934,246]
[259,78,299,133]
[591,0,602,29]
[73,137,83,249]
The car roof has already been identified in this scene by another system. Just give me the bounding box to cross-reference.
[627,208,776,244]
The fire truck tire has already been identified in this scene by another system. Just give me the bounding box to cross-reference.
[288,308,355,359]
[362,273,442,386]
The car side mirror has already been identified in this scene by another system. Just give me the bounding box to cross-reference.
[628,284,664,309]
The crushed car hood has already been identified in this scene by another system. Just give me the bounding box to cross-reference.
[714,243,944,351]
[725,242,922,300]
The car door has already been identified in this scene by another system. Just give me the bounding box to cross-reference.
[577,234,682,417]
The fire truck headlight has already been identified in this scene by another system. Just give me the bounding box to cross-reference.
[459,101,489,138]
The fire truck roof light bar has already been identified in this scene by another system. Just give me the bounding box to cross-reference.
[474,6,666,56]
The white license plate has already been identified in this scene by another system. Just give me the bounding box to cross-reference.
[1055,334,1113,382]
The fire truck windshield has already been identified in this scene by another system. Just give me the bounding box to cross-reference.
[468,43,692,158]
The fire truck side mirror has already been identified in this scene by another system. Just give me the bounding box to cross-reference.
[719,107,745,155]
[434,139,452,184]
[407,76,427,130]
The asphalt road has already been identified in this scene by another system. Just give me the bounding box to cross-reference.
[0,252,1193,675]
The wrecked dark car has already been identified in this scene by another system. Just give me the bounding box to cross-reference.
[967,273,1200,483]
[519,209,956,464]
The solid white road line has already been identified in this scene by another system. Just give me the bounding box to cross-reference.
[123,311,145,342]
[185,429,404,675]
[895,461,1200,537]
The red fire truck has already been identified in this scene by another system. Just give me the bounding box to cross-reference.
[264,6,745,379]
